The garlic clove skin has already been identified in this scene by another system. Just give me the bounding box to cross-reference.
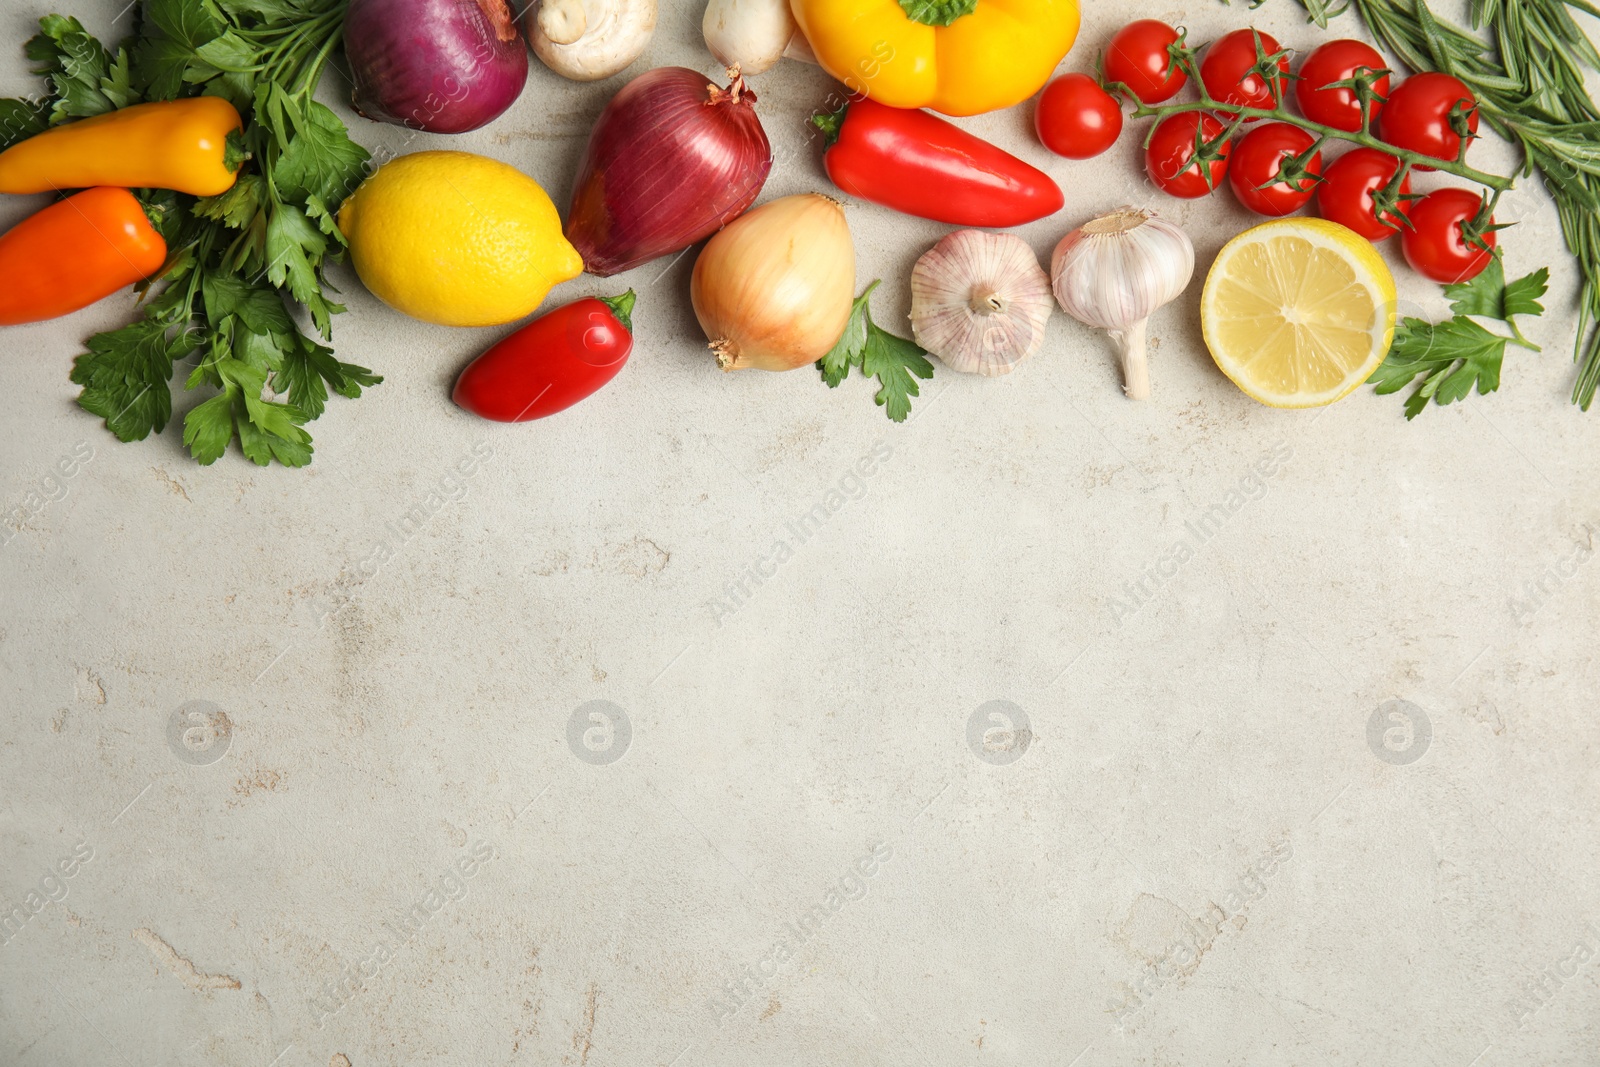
[910,229,1053,377]
[1051,206,1194,400]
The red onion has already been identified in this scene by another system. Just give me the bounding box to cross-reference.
[344,0,529,135]
[567,67,772,277]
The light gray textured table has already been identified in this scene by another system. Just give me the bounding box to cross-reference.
[2,0,1597,1064]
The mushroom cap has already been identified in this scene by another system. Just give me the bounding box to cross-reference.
[528,0,657,82]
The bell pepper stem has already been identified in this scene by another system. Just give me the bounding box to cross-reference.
[599,290,636,331]
[811,100,850,146]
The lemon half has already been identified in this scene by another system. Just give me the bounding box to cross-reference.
[1201,218,1396,408]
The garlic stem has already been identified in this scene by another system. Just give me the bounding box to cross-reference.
[970,289,1006,314]
[1109,319,1150,401]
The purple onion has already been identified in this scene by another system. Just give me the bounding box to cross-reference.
[567,67,773,277]
[344,0,529,134]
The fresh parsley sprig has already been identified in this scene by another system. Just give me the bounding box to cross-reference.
[818,280,935,423]
[4,0,379,467]
[1368,258,1549,418]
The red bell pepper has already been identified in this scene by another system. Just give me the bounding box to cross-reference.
[813,96,1064,227]
[453,292,635,422]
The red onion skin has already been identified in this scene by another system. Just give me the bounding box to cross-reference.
[567,68,773,277]
[345,0,528,135]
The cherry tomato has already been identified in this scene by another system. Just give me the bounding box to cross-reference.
[1228,122,1321,216]
[1315,147,1411,241]
[1295,39,1389,132]
[1402,188,1494,284]
[1105,19,1187,104]
[1378,72,1479,168]
[1200,29,1288,113]
[453,292,635,421]
[1145,112,1230,198]
[1035,73,1124,159]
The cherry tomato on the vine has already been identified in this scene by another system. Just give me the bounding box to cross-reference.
[1228,122,1321,216]
[1295,39,1390,132]
[1200,29,1288,114]
[1035,73,1124,159]
[1402,188,1495,284]
[1315,147,1411,241]
[1378,72,1479,168]
[1104,19,1187,104]
[1145,112,1230,198]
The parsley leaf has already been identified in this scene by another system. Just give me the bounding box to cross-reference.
[273,102,370,207]
[819,284,875,387]
[194,173,266,230]
[1370,317,1507,418]
[1503,268,1550,319]
[862,327,934,422]
[69,319,192,441]
[216,0,308,22]
[182,390,238,465]
[275,339,381,419]
[1369,262,1548,418]
[135,0,225,100]
[265,203,328,313]
[24,14,129,121]
[0,98,49,152]
[816,280,935,422]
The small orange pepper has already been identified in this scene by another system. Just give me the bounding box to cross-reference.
[0,98,243,197]
[0,187,167,326]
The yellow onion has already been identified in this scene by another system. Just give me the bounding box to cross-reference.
[690,193,856,371]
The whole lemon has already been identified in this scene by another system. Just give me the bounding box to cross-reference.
[338,151,583,328]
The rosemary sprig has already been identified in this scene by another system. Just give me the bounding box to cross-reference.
[1282,0,1600,409]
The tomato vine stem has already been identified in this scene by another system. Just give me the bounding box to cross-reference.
[1102,32,1515,193]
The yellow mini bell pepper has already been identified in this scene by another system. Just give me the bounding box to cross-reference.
[791,0,1079,116]
[0,97,243,197]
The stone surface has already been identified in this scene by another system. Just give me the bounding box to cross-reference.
[2,1,1598,1065]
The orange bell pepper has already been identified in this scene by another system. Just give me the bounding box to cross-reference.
[0,187,167,326]
[0,98,243,197]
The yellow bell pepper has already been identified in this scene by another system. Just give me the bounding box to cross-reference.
[0,98,243,197]
[791,0,1079,116]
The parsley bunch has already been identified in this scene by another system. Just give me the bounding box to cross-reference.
[1369,259,1548,417]
[818,280,935,422]
[1,0,378,467]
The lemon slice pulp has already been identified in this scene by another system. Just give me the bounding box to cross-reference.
[1201,218,1397,408]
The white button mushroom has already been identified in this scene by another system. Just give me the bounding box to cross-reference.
[527,0,657,82]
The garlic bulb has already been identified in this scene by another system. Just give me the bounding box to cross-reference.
[910,230,1053,376]
[703,0,797,75]
[691,193,857,371]
[1051,207,1194,400]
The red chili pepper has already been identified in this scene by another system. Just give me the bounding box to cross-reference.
[0,187,166,326]
[813,96,1064,227]
[453,291,635,422]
